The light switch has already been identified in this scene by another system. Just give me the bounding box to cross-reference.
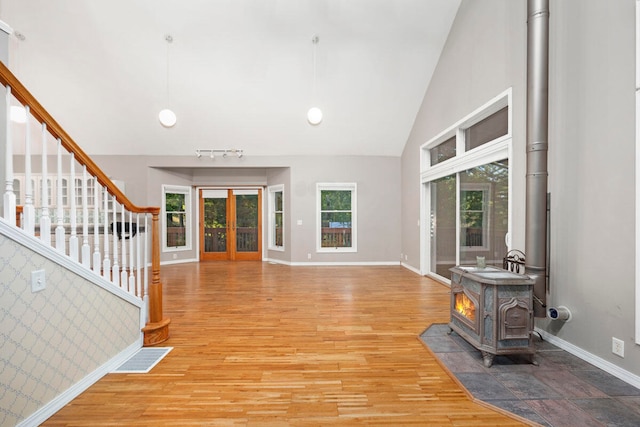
[31,269,46,293]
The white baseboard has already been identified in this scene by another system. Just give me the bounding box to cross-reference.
[159,257,199,266]
[535,327,640,389]
[17,340,142,427]
[287,260,401,267]
[400,262,421,275]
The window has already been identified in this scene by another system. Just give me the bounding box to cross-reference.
[74,177,96,207]
[317,183,357,252]
[464,106,508,151]
[268,185,284,250]
[422,89,511,279]
[163,185,192,251]
[460,186,489,248]
[430,136,456,166]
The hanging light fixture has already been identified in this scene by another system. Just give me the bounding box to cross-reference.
[307,34,322,125]
[159,34,176,128]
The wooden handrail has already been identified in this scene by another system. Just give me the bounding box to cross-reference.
[0,61,169,345]
[0,61,156,215]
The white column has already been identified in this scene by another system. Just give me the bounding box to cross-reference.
[136,213,142,297]
[112,196,120,286]
[120,203,128,288]
[128,211,136,294]
[22,106,34,235]
[93,181,101,274]
[68,154,78,261]
[102,189,111,279]
[3,85,16,225]
[39,124,51,245]
[81,165,90,268]
[143,214,149,321]
[54,139,65,252]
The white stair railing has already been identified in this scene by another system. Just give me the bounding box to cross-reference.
[0,61,169,345]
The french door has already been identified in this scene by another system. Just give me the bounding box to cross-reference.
[199,188,262,261]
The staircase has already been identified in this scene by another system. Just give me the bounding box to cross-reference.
[0,61,170,426]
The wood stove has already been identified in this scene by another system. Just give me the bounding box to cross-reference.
[449,265,537,367]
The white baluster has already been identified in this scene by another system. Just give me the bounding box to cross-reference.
[4,86,16,225]
[144,214,149,321]
[55,139,65,252]
[136,213,141,297]
[81,166,91,268]
[93,181,102,274]
[120,203,128,288]
[112,196,120,286]
[39,124,51,245]
[68,155,78,261]
[102,188,111,279]
[22,106,35,235]
[128,211,136,294]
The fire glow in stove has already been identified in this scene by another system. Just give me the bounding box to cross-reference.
[449,265,537,367]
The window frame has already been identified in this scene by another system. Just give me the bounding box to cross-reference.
[420,89,512,279]
[162,184,192,252]
[316,182,357,253]
[267,184,285,251]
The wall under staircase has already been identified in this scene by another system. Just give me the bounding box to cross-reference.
[0,219,144,426]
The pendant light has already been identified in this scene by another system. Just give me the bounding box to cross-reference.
[307,34,322,125]
[159,34,176,128]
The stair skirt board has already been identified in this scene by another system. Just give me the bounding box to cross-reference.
[112,347,173,373]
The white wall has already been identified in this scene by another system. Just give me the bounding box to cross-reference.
[402,0,640,377]
[0,226,141,426]
[540,0,638,374]
[94,154,401,265]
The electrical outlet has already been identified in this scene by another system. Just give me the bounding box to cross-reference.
[307,253,311,260]
[612,337,625,358]
[31,269,46,293]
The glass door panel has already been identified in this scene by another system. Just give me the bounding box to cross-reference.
[430,174,457,278]
[427,159,509,280]
[232,189,261,260]
[200,188,262,261]
[200,190,229,261]
[459,160,509,267]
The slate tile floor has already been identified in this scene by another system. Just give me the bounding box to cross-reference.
[420,324,640,427]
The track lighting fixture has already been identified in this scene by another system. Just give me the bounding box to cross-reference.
[195,149,244,159]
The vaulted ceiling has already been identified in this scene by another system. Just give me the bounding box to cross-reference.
[0,0,460,157]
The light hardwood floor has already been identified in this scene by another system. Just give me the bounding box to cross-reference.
[44,261,529,426]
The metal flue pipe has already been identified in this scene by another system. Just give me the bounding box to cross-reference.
[525,0,550,318]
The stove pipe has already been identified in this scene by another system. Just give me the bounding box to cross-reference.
[525,0,550,318]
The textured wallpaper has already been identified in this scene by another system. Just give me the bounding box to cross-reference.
[0,233,141,426]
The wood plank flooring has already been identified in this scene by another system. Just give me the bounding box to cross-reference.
[44,262,528,426]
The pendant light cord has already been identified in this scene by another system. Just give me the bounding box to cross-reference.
[312,35,319,103]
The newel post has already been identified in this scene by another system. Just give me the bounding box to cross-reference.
[142,209,171,345]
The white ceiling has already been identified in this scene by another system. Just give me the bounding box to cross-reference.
[0,0,460,157]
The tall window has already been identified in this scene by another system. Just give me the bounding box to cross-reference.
[317,183,357,252]
[422,90,511,279]
[268,185,284,250]
[163,185,192,251]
